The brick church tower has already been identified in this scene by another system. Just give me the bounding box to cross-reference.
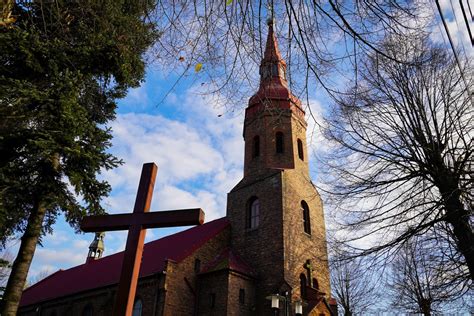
[226,21,331,315]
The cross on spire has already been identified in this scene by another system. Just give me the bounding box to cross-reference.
[81,163,204,316]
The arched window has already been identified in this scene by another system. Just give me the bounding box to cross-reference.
[194,258,201,273]
[246,197,260,229]
[276,132,284,153]
[312,278,319,290]
[297,139,304,161]
[300,274,307,299]
[302,201,311,235]
[132,299,143,316]
[253,136,260,158]
[82,304,93,316]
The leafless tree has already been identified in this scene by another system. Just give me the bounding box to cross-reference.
[388,238,471,315]
[322,33,473,281]
[150,0,431,110]
[330,255,380,316]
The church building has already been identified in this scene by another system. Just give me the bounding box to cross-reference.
[19,21,336,316]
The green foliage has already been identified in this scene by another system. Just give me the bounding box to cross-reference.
[0,0,158,244]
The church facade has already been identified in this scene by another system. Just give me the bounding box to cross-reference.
[19,22,336,316]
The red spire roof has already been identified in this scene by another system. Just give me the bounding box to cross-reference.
[263,22,284,63]
[20,217,230,307]
[247,21,303,114]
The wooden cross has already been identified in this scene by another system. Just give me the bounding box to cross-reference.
[81,163,205,316]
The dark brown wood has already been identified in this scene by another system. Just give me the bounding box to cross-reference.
[80,162,205,316]
[81,208,205,232]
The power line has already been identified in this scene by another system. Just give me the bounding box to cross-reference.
[458,0,474,46]
[434,0,473,106]
[449,0,470,56]
[466,0,473,21]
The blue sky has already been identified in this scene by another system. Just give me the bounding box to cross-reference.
[2,0,472,291]
[22,69,253,280]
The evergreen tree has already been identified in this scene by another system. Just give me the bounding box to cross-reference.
[0,1,158,314]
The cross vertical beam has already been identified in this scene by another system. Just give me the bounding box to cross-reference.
[114,162,157,316]
[81,162,204,316]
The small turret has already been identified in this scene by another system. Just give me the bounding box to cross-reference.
[86,232,105,263]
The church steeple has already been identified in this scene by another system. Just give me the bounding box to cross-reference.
[244,22,308,177]
[86,232,105,263]
[227,19,331,316]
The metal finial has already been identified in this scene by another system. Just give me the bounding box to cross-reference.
[266,0,274,25]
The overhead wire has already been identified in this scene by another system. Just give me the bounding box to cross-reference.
[458,0,473,46]
[449,0,470,56]
[434,0,473,107]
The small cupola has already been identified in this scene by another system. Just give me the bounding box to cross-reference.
[86,232,105,263]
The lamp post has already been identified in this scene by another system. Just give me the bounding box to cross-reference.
[266,293,305,316]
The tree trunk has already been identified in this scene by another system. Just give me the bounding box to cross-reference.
[445,200,474,280]
[420,298,431,316]
[0,199,47,315]
[438,178,474,280]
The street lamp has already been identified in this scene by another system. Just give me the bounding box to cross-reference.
[267,293,305,316]
[295,300,303,316]
[266,294,284,315]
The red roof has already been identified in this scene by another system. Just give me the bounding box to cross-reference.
[20,217,230,307]
[200,248,256,277]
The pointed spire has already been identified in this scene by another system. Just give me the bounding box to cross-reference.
[248,20,303,112]
[259,21,287,85]
[263,20,283,63]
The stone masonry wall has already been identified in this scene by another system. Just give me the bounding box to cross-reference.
[162,227,230,316]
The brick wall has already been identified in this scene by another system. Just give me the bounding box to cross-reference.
[196,270,229,315]
[228,101,331,315]
[19,275,161,316]
[227,169,286,315]
[19,228,230,316]
[226,272,256,316]
[243,105,309,177]
[162,227,230,316]
[282,169,331,312]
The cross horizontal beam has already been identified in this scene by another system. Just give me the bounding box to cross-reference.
[81,208,204,232]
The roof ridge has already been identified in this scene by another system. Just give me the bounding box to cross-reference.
[20,217,230,307]
[23,269,63,291]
